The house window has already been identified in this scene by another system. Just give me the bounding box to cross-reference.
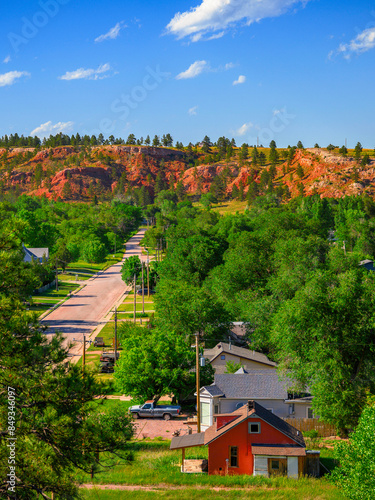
[248,422,261,433]
[307,407,314,419]
[214,405,219,414]
[229,446,238,467]
[220,355,225,360]
[271,460,280,470]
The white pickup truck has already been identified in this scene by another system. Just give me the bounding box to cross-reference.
[129,401,181,420]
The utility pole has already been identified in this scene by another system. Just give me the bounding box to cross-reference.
[133,273,137,324]
[82,334,86,376]
[196,332,201,433]
[142,262,145,315]
[147,251,150,298]
[114,307,117,366]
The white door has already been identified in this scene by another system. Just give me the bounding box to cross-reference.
[253,456,268,476]
[200,402,211,427]
[287,457,299,479]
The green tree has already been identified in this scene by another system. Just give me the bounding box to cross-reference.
[333,402,375,499]
[126,133,136,145]
[225,360,242,373]
[297,140,304,149]
[240,143,249,160]
[354,142,363,161]
[121,255,142,285]
[339,145,348,156]
[114,323,213,403]
[361,153,370,166]
[296,163,304,178]
[81,237,107,263]
[200,192,217,210]
[152,135,160,147]
[271,268,375,436]
[0,225,134,499]
[144,135,151,146]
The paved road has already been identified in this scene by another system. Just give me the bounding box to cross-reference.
[43,228,147,352]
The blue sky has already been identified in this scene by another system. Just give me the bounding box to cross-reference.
[0,0,374,147]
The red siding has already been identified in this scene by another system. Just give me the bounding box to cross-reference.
[216,415,239,429]
[208,418,298,475]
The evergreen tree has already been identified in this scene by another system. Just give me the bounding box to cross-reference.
[145,135,151,146]
[354,142,363,161]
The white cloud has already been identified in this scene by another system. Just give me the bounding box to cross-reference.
[335,27,375,59]
[166,0,310,41]
[233,75,246,85]
[30,121,74,137]
[176,60,208,79]
[3,55,11,64]
[0,70,29,87]
[188,106,198,115]
[234,122,253,136]
[59,63,111,81]
[176,60,235,79]
[95,22,125,42]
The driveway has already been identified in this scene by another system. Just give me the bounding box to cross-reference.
[43,228,147,353]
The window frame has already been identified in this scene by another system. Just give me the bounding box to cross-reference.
[229,446,239,468]
[248,422,261,434]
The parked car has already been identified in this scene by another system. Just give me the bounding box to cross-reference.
[94,336,105,347]
[100,362,114,373]
[100,351,120,363]
[136,288,155,295]
[129,401,181,420]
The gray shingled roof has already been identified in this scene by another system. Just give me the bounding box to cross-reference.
[24,247,49,260]
[211,371,289,400]
[204,342,276,367]
[202,384,225,397]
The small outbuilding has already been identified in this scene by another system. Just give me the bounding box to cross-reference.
[171,401,319,478]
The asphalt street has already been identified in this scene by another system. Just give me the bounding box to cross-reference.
[43,228,147,353]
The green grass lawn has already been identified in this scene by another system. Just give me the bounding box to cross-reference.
[117,303,154,313]
[76,440,342,499]
[87,322,119,351]
[31,281,80,316]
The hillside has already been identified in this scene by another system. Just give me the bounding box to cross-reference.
[1,144,375,202]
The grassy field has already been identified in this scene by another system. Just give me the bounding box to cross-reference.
[31,281,80,315]
[76,439,342,499]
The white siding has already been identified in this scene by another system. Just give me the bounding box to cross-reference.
[253,456,268,476]
[287,457,299,479]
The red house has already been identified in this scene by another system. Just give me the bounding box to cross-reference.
[171,401,318,478]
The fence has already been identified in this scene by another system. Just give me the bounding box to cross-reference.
[282,418,336,437]
[35,280,56,294]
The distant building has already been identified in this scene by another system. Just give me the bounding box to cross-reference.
[23,245,49,263]
[198,369,313,430]
[203,342,276,374]
[359,259,374,271]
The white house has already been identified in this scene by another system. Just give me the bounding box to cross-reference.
[198,369,313,431]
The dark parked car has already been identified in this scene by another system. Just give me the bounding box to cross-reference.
[100,362,114,373]
[136,288,155,295]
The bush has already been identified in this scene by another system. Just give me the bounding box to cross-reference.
[81,237,107,263]
[303,429,319,439]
